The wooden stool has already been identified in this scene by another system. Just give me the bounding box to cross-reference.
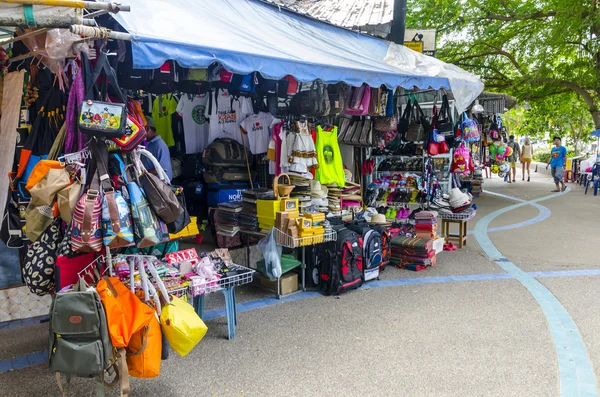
[441,218,468,248]
[563,169,575,183]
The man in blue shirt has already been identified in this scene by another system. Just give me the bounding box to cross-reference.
[546,136,567,192]
[143,116,173,180]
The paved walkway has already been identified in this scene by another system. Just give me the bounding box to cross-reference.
[1,171,599,396]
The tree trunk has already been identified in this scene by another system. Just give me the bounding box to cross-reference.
[592,108,600,130]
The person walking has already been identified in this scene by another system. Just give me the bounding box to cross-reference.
[520,137,533,181]
[546,136,567,192]
[507,135,520,183]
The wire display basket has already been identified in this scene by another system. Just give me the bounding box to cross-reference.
[438,208,476,221]
[273,228,337,249]
[190,264,255,297]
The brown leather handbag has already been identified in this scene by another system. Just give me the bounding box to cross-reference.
[135,149,183,224]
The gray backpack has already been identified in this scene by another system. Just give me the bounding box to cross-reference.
[49,280,129,396]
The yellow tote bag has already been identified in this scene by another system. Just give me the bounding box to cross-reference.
[160,295,207,357]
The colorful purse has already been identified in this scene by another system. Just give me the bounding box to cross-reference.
[112,113,147,152]
[79,51,128,138]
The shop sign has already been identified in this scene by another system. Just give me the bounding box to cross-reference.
[404,41,423,53]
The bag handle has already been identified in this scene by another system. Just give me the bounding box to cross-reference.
[85,50,127,104]
[132,148,170,183]
[88,138,120,233]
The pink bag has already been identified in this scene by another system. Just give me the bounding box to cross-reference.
[343,84,371,116]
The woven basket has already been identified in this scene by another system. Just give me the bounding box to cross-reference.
[274,173,295,199]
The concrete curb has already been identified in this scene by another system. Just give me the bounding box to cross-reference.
[532,162,551,176]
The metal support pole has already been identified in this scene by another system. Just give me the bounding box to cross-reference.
[0,0,130,12]
[389,0,407,45]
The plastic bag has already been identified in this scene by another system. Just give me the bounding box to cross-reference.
[258,228,282,279]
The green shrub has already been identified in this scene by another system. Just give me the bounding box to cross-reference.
[532,147,573,163]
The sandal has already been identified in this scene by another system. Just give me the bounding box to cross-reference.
[561,186,567,192]
[551,189,560,192]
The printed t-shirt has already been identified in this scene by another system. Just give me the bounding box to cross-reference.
[550,146,567,168]
[176,94,210,154]
[315,125,345,187]
[204,89,253,144]
[240,112,275,154]
[151,94,178,147]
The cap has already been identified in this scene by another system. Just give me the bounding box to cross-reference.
[145,116,156,130]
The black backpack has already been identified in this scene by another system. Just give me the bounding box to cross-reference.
[320,227,363,295]
[370,225,391,270]
[202,138,253,167]
[345,221,382,281]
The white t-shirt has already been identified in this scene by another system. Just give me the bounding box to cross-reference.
[176,94,210,154]
[205,89,253,144]
[240,112,275,154]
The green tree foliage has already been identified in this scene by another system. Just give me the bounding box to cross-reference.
[502,93,594,154]
[407,0,600,129]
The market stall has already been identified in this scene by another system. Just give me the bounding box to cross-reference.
[0,0,485,394]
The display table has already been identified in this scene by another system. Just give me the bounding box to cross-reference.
[439,209,476,249]
[192,264,254,340]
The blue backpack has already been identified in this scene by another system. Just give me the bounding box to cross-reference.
[229,72,257,97]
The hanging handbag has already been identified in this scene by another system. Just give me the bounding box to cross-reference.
[78,51,128,138]
[342,84,371,116]
[88,138,134,248]
[134,149,183,224]
[96,276,155,348]
[57,176,82,224]
[25,203,54,243]
[405,99,426,142]
[430,106,446,143]
[25,160,70,207]
[167,186,191,234]
[160,295,208,357]
[124,165,170,248]
[398,98,412,140]
[439,140,450,154]
[71,155,103,253]
[428,141,440,156]
[22,219,62,296]
[111,113,147,152]
[125,258,167,378]
[438,93,454,135]
[374,115,397,132]
[126,308,162,378]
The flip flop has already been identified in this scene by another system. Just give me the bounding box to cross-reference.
[551,189,560,192]
[561,186,567,192]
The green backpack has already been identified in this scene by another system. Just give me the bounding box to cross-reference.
[49,280,129,396]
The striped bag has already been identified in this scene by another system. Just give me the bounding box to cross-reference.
[71,189,103,252]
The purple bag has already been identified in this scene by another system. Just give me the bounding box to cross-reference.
[343,85,371,116]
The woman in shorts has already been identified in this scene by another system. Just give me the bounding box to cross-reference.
[521,137,533,181]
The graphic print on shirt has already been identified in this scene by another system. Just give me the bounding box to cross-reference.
[192,104,207,125]
[218,109,237,125]
[323,145,334,164]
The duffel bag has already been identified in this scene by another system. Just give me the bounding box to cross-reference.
[202,138,252,167]
[203,166,253,184]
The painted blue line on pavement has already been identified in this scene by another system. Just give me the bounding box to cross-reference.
[473,187,598,397]
[3,265,600,374]
[467,189,552,235]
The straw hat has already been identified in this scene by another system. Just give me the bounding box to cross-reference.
[369,213,392,226]
[310,181,328,198]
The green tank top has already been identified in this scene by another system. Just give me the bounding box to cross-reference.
[315,125,346,187]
